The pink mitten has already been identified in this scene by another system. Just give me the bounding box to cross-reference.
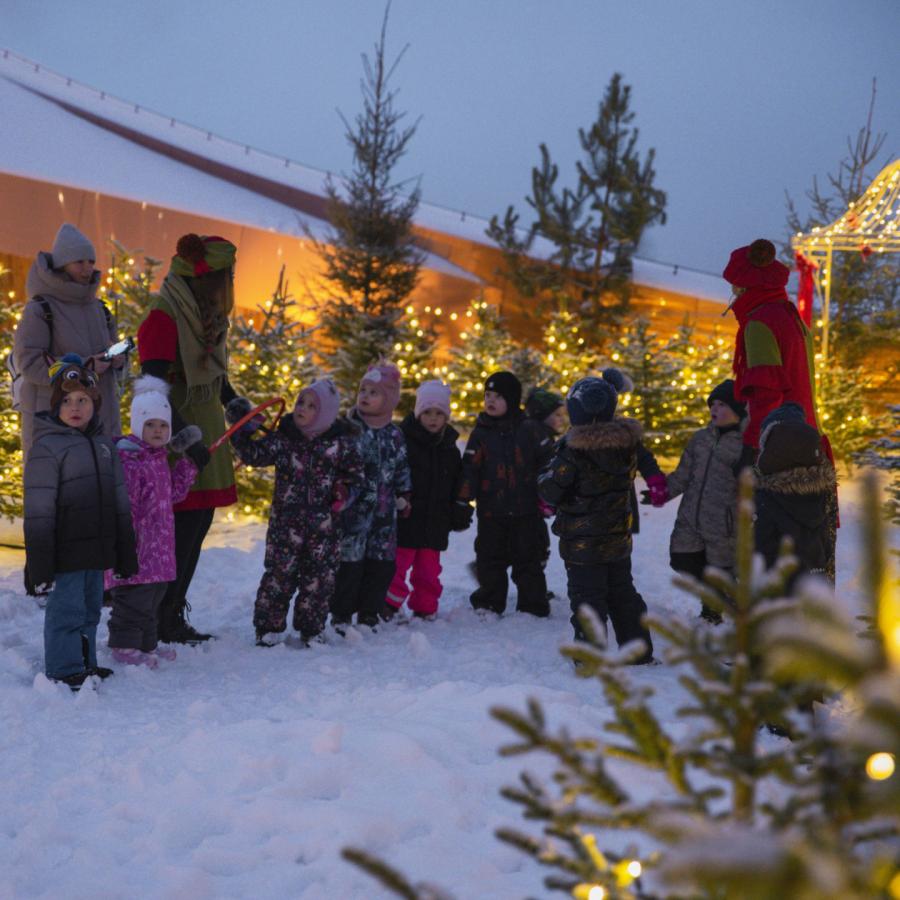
[537,498,555,519]
[646,473,669,508]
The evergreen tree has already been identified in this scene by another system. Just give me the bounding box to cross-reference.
[540,303,597,397]
[228,267,319,516]
[488,73,666,326]
[445,298,517,427]
[0,263,23,520]
[859,404,900,524]
[602,316,681,454]
[311,5,433,400]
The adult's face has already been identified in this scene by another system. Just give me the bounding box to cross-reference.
[62,259,95,285]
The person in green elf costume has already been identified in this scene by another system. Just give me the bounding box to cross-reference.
[137,234,238,643]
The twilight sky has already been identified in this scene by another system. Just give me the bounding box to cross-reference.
[3,0,898,274]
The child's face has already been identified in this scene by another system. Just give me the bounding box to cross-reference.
[58,391,94,430]
[142,418,170,448]
[419,407,448,434]
[293,393,318,429]
[709,399,740,428]
[484,390,507,417]
[544,407,567,434]
[357,382,384,416]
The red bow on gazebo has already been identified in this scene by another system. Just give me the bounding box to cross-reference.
[794,252,817,327]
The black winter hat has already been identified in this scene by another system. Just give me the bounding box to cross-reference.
[484,371,522,411]
[760,401,807,432]
[567,376,618,425]
[707,379,746,420]
[757,419,822,475]
[525,387,564,422]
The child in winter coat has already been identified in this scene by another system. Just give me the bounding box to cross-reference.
[753,402,837,588]
[23,353,138,689]
[457,371,555,617]
[105,376,204,666]
[385,380,470,620]
[331,362,412,629]
[228,380,366,644]
[664,379,746,622]
[538,370,654,662]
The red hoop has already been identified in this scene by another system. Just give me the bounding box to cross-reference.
[208,396,286,460]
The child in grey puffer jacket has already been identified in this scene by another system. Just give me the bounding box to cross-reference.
[664,379,746,623]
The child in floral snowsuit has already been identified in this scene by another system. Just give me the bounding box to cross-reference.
[105,376,202,666]
[228,380,365,645]
[332,362,412,629]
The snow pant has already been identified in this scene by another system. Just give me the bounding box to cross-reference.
[44,570,104,679]
[331,558,396,626]
[470,515,549,617]
[386,547,442,615]
[670,550,726,623]
[254,527,340,640]
[159,507,215,637]
[566,557,653,662]
[108,582,169,652]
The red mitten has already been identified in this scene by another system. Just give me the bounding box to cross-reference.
[537,498,555,519]
[646,473,669,507]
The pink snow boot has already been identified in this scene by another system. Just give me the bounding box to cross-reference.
[153,645,177,661]
[110,648,159,669]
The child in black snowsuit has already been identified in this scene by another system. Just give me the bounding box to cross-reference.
[538,371,654,662]
[228,380,366,645]
[385,380,471,619]
[753,403,836,588]
[457,371,555,617]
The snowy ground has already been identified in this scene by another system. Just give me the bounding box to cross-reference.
[0,478,874,899]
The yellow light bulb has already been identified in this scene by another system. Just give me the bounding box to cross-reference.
[866,752,895,781]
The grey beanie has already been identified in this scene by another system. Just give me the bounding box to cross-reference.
[51,223,96,269]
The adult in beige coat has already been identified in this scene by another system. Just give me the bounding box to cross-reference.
[13,224,127,456]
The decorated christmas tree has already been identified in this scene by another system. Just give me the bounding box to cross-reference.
[0,264,24,520]
[540,303,597,397]
[228,267,319,516]
[311,8,434,402]
[445,298,517,427]
[602,316,682,454]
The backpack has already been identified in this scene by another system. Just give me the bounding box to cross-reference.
[7,297,113,411]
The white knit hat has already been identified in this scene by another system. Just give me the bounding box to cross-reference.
[414,379,452,418]
[130,375,172,438]
[51,223,96,269]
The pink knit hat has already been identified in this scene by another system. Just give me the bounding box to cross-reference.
[358,362,402,427]
[296,379,340,438]
[415,379,451,418]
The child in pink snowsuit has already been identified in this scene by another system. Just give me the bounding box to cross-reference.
[386,380,471,619]
[105,376,203,666]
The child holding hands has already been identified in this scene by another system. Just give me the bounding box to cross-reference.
[105,376,205,665]
[385,380,470,620]
[332,362,412,629]
[228,379,365,645]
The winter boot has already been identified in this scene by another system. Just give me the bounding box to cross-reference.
[379,601,401,623]
[255,630,278,647]
[50,671,93,691]
[699,604,723,625]
[81,635,113,679]
[153,645,177,662]
[160,599,213,645]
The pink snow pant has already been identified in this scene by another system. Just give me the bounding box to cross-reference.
[386,547,442,615]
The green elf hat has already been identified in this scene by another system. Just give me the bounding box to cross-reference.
[171,233,237,277]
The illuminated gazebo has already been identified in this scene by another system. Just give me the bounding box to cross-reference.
[791,158,900,365]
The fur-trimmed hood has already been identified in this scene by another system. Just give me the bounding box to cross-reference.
[755,460,837,496]
[565,416,642,452]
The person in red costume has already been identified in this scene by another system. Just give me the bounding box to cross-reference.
[723,238,827,467]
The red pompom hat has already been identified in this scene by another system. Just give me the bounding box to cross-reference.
[722,239,790,290]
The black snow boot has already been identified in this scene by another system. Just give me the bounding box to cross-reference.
[82,635,114,679]
[159,599,213,645]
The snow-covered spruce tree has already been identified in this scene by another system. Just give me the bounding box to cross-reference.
[487,72,666,326]
[858,404,900,524]
[228,267,319,515]
[310,6,433,402]
[0,263,23,519]
[540,303,598,397]
[602,316,682,455]
[445,298,517,427]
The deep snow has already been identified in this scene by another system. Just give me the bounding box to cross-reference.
[0,479,870,899]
